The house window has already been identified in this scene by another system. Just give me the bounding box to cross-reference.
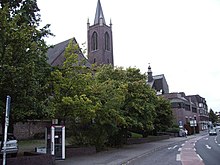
[93,58,96,64]
[105,32,110,50]
[199,103,203,108]
[92,32,98,50]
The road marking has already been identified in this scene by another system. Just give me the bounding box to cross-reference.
[168,145,178,150]
[173,145,177,149]
[214,137,217,144]
[176,154,181,161]
[205,145,211,149]
[197,154,203,161]
[178,148,182,151]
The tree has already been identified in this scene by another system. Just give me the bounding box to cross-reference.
[49,39,95,123]
[154,96,173,132]
[0,0,53,124]
[209,109,218,125]
[122,67,157,137]
[89,65,128,148]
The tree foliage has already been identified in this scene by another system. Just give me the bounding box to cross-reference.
[49,42,172,148]
[209,109,218,124]
[154,96,173,132]
[0,0,52,122]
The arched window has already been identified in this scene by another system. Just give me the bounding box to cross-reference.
[105,32,110,50]
[91,32,98,50]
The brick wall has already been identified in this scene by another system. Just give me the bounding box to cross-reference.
[0,120,51,140]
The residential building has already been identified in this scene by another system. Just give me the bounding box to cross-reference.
[163,92,209,131]
[186,95,209,130]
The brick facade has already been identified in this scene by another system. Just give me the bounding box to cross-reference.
[0,120,51,140]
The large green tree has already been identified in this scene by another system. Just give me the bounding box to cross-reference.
[49,40,95,124]
[209,109,218,125]
[123,68,157,136]
[154,96,173,132]
[0,0,52,123]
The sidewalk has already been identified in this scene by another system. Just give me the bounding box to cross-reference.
[56,131,208,165]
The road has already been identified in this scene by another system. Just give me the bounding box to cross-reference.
[195,130,220,165]
[125,142,182,165]
[126,135,207,165]
[56,132,212,165]
[127,131,220,165]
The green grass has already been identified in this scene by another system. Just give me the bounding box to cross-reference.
[18,139,45,154]
[131,132,142,138]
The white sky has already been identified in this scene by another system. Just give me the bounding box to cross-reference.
[37,0,220,112]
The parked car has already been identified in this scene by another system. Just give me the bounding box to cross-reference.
[209,129,217,136]
[0,134,18,157]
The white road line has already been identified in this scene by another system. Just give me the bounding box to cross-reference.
[197,154,203,161]
[215,137,217,144]
[176,154,181,161]
[178,148,182,152]
[168,145,178,150]
[173,145,178,149]
[205,145,211,149]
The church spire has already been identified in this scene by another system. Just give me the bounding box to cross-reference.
[147,64,153,82]
[94,0,106,25]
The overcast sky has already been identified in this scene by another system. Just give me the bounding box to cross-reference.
[37,0,220,112]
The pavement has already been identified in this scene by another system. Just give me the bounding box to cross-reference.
[55,131,208,165]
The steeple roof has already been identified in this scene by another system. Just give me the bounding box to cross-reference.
[94,0,106,25]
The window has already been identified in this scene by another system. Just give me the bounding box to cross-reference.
[192,107,197,113]
[91,32,98,50]
[184,104,190,111]
[93,58,96,64]
[171,102,182,108]
[105,32,110,50]
[199,103,203,108]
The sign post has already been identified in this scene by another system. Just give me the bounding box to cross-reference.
[2,96,11,165]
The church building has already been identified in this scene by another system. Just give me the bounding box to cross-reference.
[147,65,169,94]
[47,0,114,67]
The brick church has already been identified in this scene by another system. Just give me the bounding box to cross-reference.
[47,0,113,67]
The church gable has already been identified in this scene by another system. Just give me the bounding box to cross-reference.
[47,38,90,67]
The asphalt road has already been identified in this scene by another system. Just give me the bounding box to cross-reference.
[126,142,182,165]
[55,132,208,165]
[196,132,220,165]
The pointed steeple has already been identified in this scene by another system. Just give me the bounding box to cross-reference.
[94,0,106,25]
